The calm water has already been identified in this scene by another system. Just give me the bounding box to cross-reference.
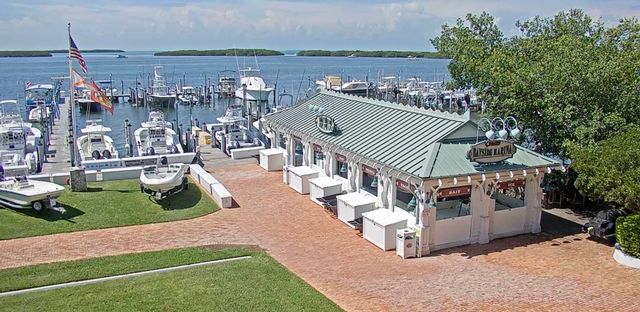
[0,52,450,154]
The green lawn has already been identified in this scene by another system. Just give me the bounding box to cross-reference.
[0,247,342,312]
[0,178,216,240]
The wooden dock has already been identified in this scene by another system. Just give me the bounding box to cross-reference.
[41,98,72,174]
[198,144,258,169]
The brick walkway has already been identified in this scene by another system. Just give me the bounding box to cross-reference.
[1,164,639,311]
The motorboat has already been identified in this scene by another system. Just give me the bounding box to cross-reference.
[316,75,342,91]
[75,89,102,111]
[139,157,187,200]
[135,111,183,156]
[77,119,119,161]
[115,54,127,58]
[28,104,50,123]
[24,84,55,109]
[0,100,41,175]
[333,80,375,96]
[234,68,273,101]
[147,66,176,107]
[0,174,65,212]
[217,70,237,97]
[178,86,198,104]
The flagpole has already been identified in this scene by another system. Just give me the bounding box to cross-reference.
[68,23,78,167]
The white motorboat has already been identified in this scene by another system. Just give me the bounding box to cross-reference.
[178,86,198,104]
[28,104,50,123]
[234,68,273,101]
[316,75,342,91]
[147,66,176,107]
[0,175,64,212]
[139,157,187,200]
[332,80,375,96]
[75,89,102,111]
[77,119,119,161]
[135,111,183,156]
[217,70,237,97]
[0,101,41,175]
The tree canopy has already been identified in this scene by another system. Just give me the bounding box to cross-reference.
[432,9,640,210]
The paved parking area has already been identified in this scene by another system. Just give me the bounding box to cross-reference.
[0,164,638,311]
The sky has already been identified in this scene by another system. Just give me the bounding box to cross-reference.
[0,0,639,51]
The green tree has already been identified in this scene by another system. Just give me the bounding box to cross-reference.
[569,126,640,212]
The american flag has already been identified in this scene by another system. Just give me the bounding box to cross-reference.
[69,35,87,73]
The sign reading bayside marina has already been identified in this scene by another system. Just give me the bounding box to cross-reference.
[467,140,517,164]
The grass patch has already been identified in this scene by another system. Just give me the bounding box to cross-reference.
[0,178,216,240]
[0,247,342,312]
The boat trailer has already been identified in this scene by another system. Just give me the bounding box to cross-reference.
[140,177,189,201]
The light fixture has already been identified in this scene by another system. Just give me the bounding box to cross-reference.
[339,163,347,173]
[498,128,508,140]
[485,129,495,140]
[407,196,417,211]
[370,176,378,188]
[428,195,437,209]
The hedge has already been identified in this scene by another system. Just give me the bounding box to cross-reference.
[616,214,640,258]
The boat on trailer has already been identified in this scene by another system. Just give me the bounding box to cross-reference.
[0,173,65,212]
[139,156,187,200]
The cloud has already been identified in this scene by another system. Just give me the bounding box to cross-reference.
[0,0,638,50]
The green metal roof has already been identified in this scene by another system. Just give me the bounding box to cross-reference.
[265,91,558,179]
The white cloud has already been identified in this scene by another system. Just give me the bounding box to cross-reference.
[0,0,638,50]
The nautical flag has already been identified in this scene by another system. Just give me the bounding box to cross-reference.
[24,81,32,89]
[88,80,113,113]
[69,35,87,73]
[71,69,87,90]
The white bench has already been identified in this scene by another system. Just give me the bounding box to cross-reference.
[189,164,233,208]
[230,146,264,160]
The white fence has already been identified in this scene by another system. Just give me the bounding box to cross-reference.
[189,164,233,208]
[81,153,197,171]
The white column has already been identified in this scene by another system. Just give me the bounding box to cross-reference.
[525,174,545,233]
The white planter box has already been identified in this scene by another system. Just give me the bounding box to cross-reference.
[336,192,376,224]
[433,216,472,249]
[309,176,342,200]
[260,148,284,171]
[288,166,319,194]
[362,209,408,251]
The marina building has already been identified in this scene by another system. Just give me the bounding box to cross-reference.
[263,91,559,256]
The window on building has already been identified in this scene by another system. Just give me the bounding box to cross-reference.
[361,165,378,195]
[293,140,303,167]
[278,133,286,150]
[313,145,324,168]
[494,181,526,211]
[335,154,348,179]
[396,189,417,215]
[435,186,472,220]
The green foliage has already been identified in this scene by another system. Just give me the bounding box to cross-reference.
[616,214,640,258]
[569,126,640,212]
[155,49,284,56]
[432,10,640,156]
[0,51,51,57]
[296,50,445,58]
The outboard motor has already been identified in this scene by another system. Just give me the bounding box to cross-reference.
[160,156,168,165]
[464,93,471,105]
[145,147,155,156]
[91,150,102,160]
[102,150,112,159]
[169,145,179,154]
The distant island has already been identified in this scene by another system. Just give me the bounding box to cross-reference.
[0,51,52,57]
[49,49,125,53]
[155,49,284,56]
[0,49,124,57]
[296,50,446,58]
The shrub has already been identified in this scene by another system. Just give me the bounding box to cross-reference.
[616,214,640,258]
